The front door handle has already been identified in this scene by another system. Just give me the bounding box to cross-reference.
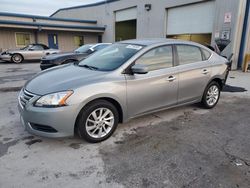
[202,69,210,74]
[166,76,176,82]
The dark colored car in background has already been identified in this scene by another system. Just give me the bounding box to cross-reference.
[40,43,111,70]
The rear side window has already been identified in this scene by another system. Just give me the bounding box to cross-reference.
[135,45,173,71]
[176,45,202,65]
[201,48,212,60]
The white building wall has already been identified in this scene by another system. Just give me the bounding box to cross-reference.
[52,0,245,68]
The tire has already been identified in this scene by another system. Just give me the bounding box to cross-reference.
[201,81,221,109]
[76,100,119,143]
[11,54,23,64]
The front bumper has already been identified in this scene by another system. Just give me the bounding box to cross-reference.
[40,63,57,70]
[0,54,11,61]
[18,90,79,138]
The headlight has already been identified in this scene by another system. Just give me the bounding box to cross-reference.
[34,91,73,107]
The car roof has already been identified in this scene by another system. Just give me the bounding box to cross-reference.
[119,38,176,46]
[119,38,206,48]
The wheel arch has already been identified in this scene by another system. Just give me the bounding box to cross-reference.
[208,77,224,89]
[11,53,24,62]
[74,97,124,134]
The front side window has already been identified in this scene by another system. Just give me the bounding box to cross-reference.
[176,45,202,65]
[78,43,143,71]
[74,36,84,47]
[135,45,173,71]
[16,33,30,47]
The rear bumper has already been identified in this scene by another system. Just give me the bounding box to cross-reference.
[224,61,232,84]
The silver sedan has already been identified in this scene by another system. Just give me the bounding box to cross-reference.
[18,39,229,142]
[0,44,60,63]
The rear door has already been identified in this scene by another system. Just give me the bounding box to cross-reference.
[126,45,179,117]
[175,44,211,104]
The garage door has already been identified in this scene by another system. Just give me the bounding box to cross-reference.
[167,1,215,35]
[115,7,137,41]
[115,7,137,22]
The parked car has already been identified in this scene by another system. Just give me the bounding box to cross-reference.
[0,44,60,63]
[18,39,230,143]
[40,43,111,70]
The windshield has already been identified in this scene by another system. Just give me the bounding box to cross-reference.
[20,45,32,50]
[75,44,93,53]
[78,43,143,71]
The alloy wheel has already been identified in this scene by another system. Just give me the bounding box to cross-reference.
[85,107,115,139]
[12,54,22,63]
[206,85,219,106]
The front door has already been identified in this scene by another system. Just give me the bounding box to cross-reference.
[175,44,211,103]
[26,44,45,60]
[48,34,58,49]
[126,45,178,118]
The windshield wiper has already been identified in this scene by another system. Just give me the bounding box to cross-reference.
[79,64,99,70]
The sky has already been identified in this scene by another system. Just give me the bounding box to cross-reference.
[0,0,103,16]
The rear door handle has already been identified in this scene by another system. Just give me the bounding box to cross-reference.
[166,76,176,82]
[202,69,210,74]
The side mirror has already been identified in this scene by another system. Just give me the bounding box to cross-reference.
[28,48,34,51]
[131,64,149,74]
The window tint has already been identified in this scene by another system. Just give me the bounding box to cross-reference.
[176,45,202,65]
[201,48,212,60]
[135,46,173,71]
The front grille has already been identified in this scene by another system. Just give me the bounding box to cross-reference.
[19,89,35,108]
[30,123,58,133]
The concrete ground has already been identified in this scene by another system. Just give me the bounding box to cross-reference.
[0,62,249,188]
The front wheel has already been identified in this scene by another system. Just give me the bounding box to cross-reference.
[11,54,23,63]
[201,81,221,109]
[76,100,119,143]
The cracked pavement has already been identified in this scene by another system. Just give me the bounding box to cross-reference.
[0,62,250,188]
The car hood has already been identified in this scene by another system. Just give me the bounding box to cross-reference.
[42,52,88,60]
[25,64,108,95]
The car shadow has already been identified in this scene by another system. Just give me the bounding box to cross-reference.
[222,84,247,93]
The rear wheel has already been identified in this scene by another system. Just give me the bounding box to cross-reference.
[11,54,23,63]
[201,81,221,109]
[76,100,119,143]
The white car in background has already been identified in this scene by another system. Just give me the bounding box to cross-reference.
[0,44,60,63]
